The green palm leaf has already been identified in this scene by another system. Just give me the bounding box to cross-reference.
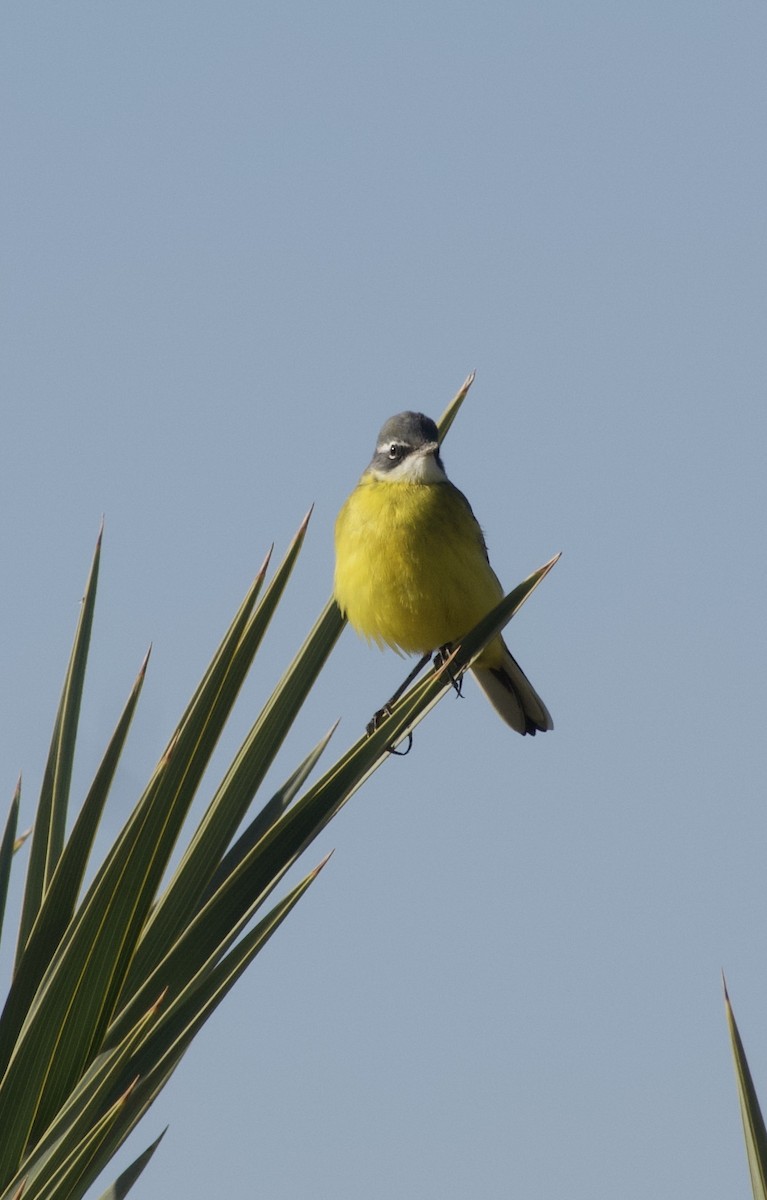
[0,783,21,955]
[94,1130,166,1200]
[725,977,767,1199]
[17,524,102,959]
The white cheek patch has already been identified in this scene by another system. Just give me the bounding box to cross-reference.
[370,451,447,484]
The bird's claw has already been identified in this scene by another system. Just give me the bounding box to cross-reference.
[366,706,414,756]
[366,706,391,737]
[433,644,464,699]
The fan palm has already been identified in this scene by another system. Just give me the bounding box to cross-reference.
[0,376,557,1198]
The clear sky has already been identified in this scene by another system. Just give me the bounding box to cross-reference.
[2,3,766,1197]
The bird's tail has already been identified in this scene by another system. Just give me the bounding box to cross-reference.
[472,640,553,735]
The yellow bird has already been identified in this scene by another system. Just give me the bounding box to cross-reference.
[334,411,553,735]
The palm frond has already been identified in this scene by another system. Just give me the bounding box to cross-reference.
[0,375,557,1198]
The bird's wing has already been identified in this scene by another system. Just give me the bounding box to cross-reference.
[449,483,492,564]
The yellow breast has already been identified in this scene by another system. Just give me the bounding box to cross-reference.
[334,474,504,656]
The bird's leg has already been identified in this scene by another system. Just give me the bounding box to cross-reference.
[433,644,464,699]
[367,651,432,737]
[366,645,464,756]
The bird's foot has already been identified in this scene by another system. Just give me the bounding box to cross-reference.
[366,706,390,737]
[366,706,413,756]
[433,644,464,699]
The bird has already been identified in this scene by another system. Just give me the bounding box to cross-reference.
[334,410,553,735]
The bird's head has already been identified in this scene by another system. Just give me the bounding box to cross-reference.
[366,412,446,483]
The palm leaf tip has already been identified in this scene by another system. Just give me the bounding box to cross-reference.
[437,371,476,442]
[95,1128,167,1200]
[724,977,767,1200]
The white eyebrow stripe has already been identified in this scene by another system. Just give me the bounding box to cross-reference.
[369,452,447,484]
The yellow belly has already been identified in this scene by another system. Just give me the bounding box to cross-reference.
[334,475,504,659]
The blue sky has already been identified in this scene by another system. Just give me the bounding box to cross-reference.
[2,2,766,1196]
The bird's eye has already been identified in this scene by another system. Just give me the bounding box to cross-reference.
[388,443,400,460]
